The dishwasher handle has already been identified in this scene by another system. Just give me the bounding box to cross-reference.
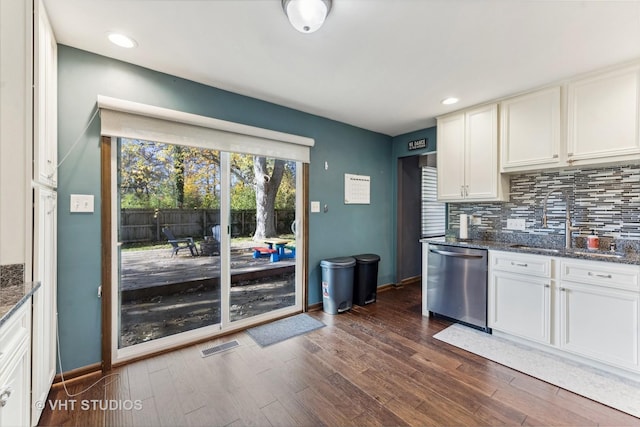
[429,248,484,259]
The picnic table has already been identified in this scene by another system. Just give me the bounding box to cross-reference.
[262,238,290,257]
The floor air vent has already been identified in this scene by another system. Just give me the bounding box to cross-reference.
[200,340,240,358]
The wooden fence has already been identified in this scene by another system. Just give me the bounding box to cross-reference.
[120,208,296,243]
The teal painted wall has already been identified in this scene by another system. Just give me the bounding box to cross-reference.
[57,46,394,370]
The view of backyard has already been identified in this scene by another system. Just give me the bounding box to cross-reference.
[117,138,299,347]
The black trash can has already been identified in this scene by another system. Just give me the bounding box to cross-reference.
[320,256,356,314]
[353,253,380,306]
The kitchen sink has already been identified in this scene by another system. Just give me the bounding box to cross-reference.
[572,250,624,259]
[509,244,560,254]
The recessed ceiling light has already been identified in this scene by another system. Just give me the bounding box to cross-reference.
[441,97,459,105]
[108,33,137,48]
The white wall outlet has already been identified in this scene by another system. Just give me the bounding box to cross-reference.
[311,201,320,213]
[470,215,482,225]
[70,194,94,213]
[506,218,526,231]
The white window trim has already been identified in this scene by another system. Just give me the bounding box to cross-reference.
[422,164,446,238]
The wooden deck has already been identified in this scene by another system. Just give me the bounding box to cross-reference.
[120,247,295,293]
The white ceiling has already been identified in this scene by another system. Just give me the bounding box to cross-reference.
[43,0,640,137]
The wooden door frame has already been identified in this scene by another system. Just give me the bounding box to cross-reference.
[100,137,309,371]
[100,136,112,371]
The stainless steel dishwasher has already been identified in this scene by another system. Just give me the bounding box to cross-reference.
[426,244,490,332]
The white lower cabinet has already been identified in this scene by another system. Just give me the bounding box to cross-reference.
[489,251,640,374]
[0,303,32,427]
[490,271,551,344]
[489,251,552,344]
[559,259,640,371]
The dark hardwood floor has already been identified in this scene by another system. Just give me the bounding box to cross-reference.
[39,282,640,426]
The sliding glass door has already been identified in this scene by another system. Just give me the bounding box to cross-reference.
[227,154,299,323]
[112,138,302,362]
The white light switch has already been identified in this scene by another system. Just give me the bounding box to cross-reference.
[70,194,94,213]
[311,201,321,213]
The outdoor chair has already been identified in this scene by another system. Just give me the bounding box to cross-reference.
[162,227,199,257]
[210,225,221,255]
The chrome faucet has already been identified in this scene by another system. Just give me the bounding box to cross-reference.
[542,189,579,249]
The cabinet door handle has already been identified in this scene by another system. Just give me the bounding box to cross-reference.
[465,185,469,196]
[460,186,464,197]
[588,272,612,279]
[560,288,566,292]
[552,154,559,159]
[544,284,550,288]
[0,387,13,408]
[511,262,528,267]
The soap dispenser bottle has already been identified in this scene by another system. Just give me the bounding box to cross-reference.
[587,230,599,250]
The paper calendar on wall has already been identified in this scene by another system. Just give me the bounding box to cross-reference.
[344,173,370,204]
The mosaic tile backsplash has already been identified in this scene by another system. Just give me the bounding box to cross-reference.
[448,163,640,251]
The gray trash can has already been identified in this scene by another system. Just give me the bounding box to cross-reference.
[321,256,356,314]
[353,254,380,306]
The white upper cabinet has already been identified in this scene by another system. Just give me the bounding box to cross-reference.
[453,60,640,175]
[437,104,508,202]
[33,0,58,187]
[500,86,562,172]
[436,113,466,200]
[567,64,640,165]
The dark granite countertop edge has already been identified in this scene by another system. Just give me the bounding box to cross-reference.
[421,237,640,266]
[0,282,41,329]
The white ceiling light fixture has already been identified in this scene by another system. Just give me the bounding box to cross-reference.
[282,0,332,33]
[107,32,137,48]
[441,97,459,105]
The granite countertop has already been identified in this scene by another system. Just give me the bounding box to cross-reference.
[421,236,640,266]
[0,281,40,328]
